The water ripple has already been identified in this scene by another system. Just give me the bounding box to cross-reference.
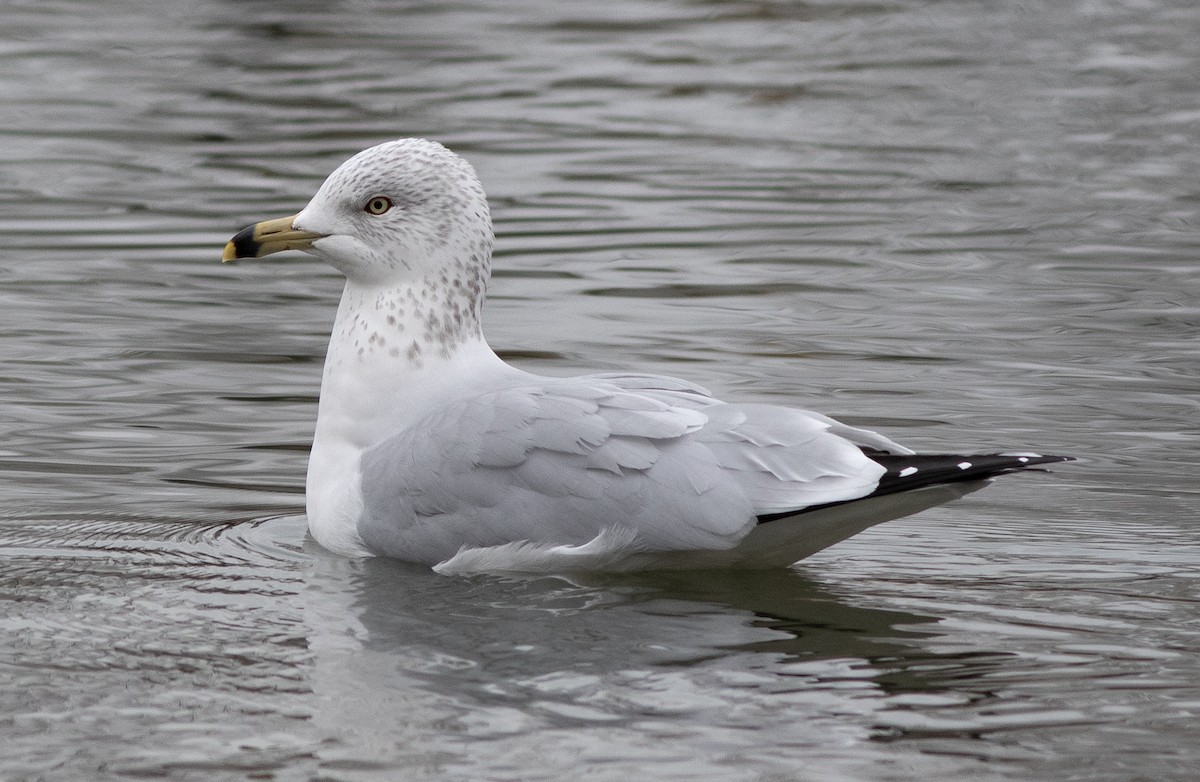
[2,0,1199,779]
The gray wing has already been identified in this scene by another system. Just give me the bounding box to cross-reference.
[357,374,893,564]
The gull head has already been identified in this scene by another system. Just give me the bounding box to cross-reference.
[223,139,494,288]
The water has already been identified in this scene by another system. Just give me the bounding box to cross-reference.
[1,0,1198,779]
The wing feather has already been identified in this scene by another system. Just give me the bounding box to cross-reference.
[357,373,896,564]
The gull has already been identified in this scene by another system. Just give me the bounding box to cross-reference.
[223,139,1071,574]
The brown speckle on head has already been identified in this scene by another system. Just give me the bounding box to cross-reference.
[305,138,498,367]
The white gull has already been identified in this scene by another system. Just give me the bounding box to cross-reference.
[223,138,1070,574]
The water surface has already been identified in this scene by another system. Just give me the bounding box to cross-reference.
[2,1,1199,780]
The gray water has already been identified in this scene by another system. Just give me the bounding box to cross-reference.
[2,0,1198,779]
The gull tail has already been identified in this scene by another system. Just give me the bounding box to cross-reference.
[704,450,1075,569]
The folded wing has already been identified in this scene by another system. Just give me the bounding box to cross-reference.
[357,374,894,563]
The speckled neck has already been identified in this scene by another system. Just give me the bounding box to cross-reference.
[311,266,512,458]
[331,274,485,368]
[303,271,511,558]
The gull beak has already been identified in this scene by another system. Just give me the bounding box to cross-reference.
[221,215,326,262]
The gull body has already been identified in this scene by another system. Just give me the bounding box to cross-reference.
[224,139,1070,574]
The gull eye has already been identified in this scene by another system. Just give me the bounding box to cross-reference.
[364,196,393,215]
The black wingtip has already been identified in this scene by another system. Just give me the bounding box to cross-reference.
[756,451,1074,524]
[866,452,1073,497]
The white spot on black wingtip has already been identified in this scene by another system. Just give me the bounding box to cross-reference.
[957,461,972,470]
[1018,457,1029,463]
[898,466,918,478]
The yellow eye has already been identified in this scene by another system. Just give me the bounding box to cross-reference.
[365,196,393,215]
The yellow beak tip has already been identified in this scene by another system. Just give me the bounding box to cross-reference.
[221,214,321,264]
